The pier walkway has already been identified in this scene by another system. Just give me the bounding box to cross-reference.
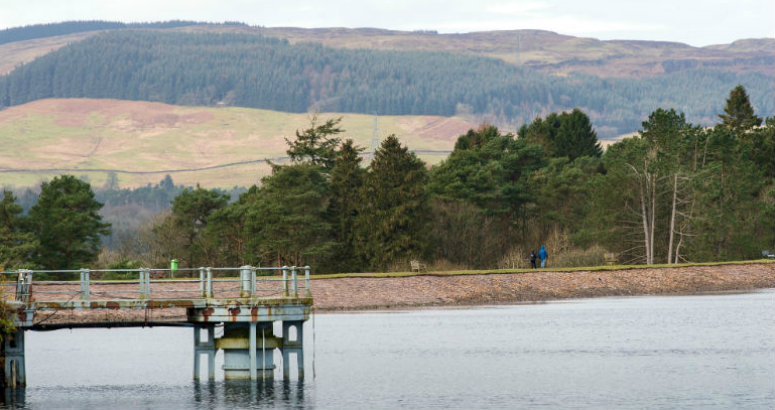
[0,266,313,387]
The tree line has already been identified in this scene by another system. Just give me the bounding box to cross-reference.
[1,86,771,274]
[0,30,772,138]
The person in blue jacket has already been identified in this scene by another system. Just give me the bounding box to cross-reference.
[539,245,548,268]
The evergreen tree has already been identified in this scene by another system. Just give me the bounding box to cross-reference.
[245,164,333,267]
[555,109,603,160]
[0,190,38,270]
[327,139,366,271]
[28,175,111,270]
[718,85,762,134]
[285,117,344,171]
[432,125,545,218]
[354,135,431,270]
[519,109,601,160]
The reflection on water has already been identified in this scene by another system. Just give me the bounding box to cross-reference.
[3,290,774,409]
[3,380,308,410]
[195,380,306,410]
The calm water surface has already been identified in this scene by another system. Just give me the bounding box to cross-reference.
[4,290,774,409]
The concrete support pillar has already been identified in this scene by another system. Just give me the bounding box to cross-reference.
[282,321,304,380]
[3,330,25,388]
[193,325,216,381]
[217,323,277,380]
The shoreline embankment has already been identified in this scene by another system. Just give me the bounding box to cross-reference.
[309,262,774,311]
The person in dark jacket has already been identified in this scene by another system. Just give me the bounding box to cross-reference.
[530,250,537,269]
[539,245,548,268]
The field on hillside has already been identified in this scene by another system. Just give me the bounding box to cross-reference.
[0,99,476,188]
[0,32,98,75]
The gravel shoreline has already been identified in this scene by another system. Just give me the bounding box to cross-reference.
[25,262,774,325]
[310,262,774,310]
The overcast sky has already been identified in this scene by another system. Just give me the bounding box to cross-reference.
[1,0,773,47]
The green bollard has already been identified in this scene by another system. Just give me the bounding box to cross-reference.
[171,259,178,278]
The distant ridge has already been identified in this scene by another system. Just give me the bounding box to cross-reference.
[1,30,772,139]
[0,20,246,45]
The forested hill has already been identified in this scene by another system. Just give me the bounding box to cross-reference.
[0,30,772,137]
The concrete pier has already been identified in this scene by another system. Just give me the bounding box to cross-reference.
[0,265,313,386]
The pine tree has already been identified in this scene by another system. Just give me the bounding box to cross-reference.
[327,139,366,271]
[285,116,344,171]
[556,109,603,160]
[245,164,333,267]
[718,85,762,135]
[28,175,111,270]
[353,135,431,270]
[0,190,38,270]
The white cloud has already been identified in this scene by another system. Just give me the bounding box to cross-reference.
[485,2,549,15]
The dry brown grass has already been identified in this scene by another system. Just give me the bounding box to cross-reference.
[0,98,477,188]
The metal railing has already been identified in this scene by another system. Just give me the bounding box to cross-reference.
[0,266,312,303]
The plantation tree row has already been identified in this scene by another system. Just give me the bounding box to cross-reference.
[0,31,773,137]
[2,86,772,273]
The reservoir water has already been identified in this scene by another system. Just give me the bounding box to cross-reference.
[5,290,774,409]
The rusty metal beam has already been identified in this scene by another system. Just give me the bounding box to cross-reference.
[8,297,312,311]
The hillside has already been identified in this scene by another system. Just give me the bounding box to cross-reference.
[1,30,772,139]
[1,22,772,78]
[184,26,775,78]
[0,98,477,188]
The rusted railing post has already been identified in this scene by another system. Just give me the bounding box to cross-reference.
[304,266,311,298]
[80,268,90,301]
[291,266,298,298]
[206,267,213,298]
[282,266,289,297]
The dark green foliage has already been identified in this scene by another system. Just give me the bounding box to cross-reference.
[530,156,603,246]
[245,164,333,267]
[0,190,38,270]
[202,186,259,267]
[354,136,431,269]
[286,117,344,170]
[556,109,603,160]
[161,185,229,269]
[27,175,111,270]
[718,84,762,134]
[0,30,772,137]
[327,140,366,272]
[432,125,545,218]
[518,109,602,159]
